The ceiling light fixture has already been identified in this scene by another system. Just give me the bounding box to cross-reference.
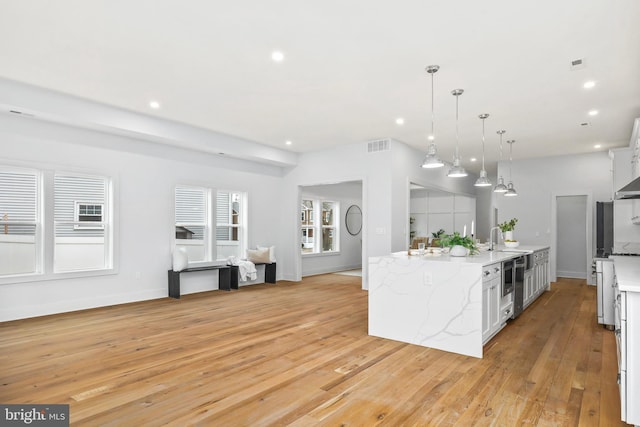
[583,81,596,89]
[285,140,292,146]
[475,113,492,187]
[149,101,160,109]
[447,89,467,177]
[505,140,518,197]
[396,118,405,125]
[594,144,601,149]
[470,158,477,162]
[421,65,444,169]
[588,110,599,116]
[271,51,284,62]
[493,130,508,193]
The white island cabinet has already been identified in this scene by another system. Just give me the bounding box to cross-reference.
[368,246,549,359]
[611,256,640,425]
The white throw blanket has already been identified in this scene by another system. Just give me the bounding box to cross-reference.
[227,256,257,281]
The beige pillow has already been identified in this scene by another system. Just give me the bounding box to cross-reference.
[247,248,270,264]
[257,245,276,263]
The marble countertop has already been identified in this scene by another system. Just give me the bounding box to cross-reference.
[611,256,640,292]
[393,245,550,266]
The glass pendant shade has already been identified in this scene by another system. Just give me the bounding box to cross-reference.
[504,139,518,196]
[494,130,508,192]
[475,169,492,186]
[420,65,444,169]
[494,176,508,192]
[475,113,491,187]
[448,89,467,178]
[421,142,445,168]
[447,157,467,177]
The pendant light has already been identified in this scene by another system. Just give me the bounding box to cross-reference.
[493,130,508,193]
[505,140,518,197]
[421,65,444,168]
[447,89,467,178]
[475,113,492,187]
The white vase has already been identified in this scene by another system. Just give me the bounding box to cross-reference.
[504,231,514,241]
[450,245,469,257]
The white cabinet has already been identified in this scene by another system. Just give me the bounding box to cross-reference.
[523,269,534,308]
[614,279,640,424]
[482,262,503,344]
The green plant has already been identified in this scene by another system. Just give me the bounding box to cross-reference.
[498,218,518,232]
[431,228,445,238]
[440,232,478,254]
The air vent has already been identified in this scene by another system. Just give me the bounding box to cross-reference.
[570,58,586,71]
[581,122,590,127]
[367,139,390,153]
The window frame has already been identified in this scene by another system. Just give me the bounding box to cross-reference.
[301,198,340,256]
[0,164,117,285]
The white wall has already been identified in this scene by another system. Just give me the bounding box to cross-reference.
[301,182,362,276]
[0,114,284,321]
[495,151,611,282]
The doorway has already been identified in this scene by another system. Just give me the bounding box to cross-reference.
[556,195,588,279]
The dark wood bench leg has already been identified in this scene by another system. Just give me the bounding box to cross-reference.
[219,267,231,291]
[168,270,181,299]
[265,263,276,283]
[229,265,239,290]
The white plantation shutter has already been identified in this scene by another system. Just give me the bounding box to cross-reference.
[0,170,38,235]
[175,186,206,240]
[216,192,231,240]
[54,174,106,237]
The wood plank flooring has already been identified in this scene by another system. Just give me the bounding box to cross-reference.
[0,275,626,426]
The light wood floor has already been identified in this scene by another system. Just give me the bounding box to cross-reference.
[0,275,625,426]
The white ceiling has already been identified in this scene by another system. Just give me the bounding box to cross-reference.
[1,0,639,173]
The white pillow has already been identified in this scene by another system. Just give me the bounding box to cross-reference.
[247,248,270,264]
[257,245,276,263]
[172,247,188,272]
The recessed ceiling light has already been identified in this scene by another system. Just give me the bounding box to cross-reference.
[396,118,405,125]
[594,144,602,149]
[285,140,292,146]
[271,51,284,62]
[149,100,160,109]
[470,157,477,162]
[583,81,596,89]
[588,110,599,116]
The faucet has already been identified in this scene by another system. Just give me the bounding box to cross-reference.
[488,226,501,251]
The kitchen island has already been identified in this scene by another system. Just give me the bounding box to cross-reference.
[368,245,550,358]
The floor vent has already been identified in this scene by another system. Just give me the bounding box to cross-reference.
[367,139,390,153]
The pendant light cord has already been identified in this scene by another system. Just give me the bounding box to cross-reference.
[455,95,459,159]
[481,118,486,170]
[509,141,513,181]
[430,72,434,139]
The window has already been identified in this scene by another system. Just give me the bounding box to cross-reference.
[0,168,40,276]
[0,166,114,280]
[54,173,112,272]
[301,199,339,254]
[174,187,246,263]
[175,186,209,263]
[216,191,244,259]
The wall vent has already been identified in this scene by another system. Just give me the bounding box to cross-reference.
[570,58,586,70]
[367,139,390,153]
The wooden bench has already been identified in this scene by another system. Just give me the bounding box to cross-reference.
[167,262,277,299]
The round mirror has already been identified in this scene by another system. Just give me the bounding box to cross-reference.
[345,205,362,236]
